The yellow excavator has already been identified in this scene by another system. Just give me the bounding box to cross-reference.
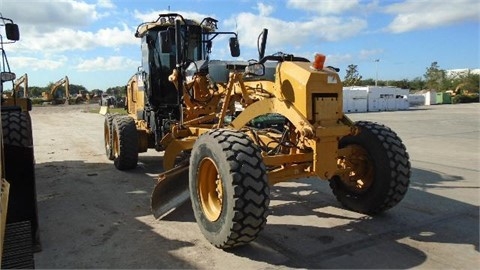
[42,76,69,105]
[13,73,28,98]
[446,82,480,103]
[2,73,31,112]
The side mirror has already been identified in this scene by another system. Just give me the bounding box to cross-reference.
[229,37,240,57]
[1,72,16,82]
[5,23,19,41]
[258,28,268,60]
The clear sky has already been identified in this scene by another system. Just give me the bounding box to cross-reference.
[1,0,479,90]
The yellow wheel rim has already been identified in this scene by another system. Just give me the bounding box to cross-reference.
[112,129,119,158]
[104,121,111,151]
[337,145,374,193]
[197,157,223,221]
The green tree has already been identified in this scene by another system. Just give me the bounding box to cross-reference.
[391,79,410,89]
[424,62,446,91]
[375,80,388,87]
[25,86,44,97]
[410,77,425,90]
[68,84,88,96]
[449,69,480,93]
[360,78,375,86]
[106,86,126,98]
[90,89,103,97]
[343,64,362,86]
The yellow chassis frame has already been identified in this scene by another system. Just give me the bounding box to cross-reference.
[155,63,356,185]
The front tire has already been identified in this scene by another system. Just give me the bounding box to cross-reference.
[189,129,270,249]
[112,116,138,170]
[330,121,410,214]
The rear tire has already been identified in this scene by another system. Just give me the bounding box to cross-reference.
[189,129,270,249]
[330,121,410,214]
[104,113,115,160]
[112,116,138,170]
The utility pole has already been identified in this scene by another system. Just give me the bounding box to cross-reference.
[375,59,380,86]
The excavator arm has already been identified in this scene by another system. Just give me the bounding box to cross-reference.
[43,76,69,104]
[13,73,28,98]
[50,76,69,99]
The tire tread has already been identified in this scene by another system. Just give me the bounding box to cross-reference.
[330,121,410,214]
[194,129,269,248]
[113,116,138,170]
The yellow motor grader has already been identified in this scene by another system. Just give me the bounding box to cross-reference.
[104,13,411,249]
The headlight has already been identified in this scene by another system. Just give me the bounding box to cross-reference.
[1,72,16,82]
[245,63,265,76]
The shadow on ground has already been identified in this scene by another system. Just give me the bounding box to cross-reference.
[34,158,195,268]
[229,166,479,269]
[34,153,479,269]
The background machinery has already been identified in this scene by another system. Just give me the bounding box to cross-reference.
[448,82,480,103]
[42,75,69,105]
[104,13,411,249]
[1,15,39,268]
[13,73,28,98]
[73,89,91,104]
[2,73,32,112]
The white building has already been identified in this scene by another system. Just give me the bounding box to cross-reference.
[446,68,480,78]
[343,87,368,113]
[343,86,409,112]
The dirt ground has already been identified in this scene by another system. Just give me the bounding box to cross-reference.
[30,103,479,269]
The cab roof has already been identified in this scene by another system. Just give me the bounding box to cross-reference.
[135,13,218,38]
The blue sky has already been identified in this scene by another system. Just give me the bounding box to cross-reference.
[1,0,479,90]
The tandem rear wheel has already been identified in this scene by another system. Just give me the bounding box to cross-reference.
[110,115,138,170]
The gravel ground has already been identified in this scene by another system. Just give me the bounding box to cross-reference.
[31,103,479,269]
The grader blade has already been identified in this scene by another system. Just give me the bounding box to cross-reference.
[150,164,190,219]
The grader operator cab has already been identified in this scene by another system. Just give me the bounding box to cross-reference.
[104,13,411,249]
